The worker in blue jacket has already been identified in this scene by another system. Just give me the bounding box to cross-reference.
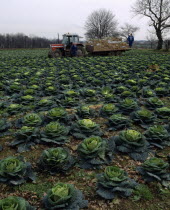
[70,42,78,57]
[127,34,134,48]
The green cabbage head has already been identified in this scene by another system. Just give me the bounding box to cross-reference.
[78,119,97,130]
[81,136,103,153]
[0,156,35,185]
[21,95,34,101]
[101,104,117,114]
[119,98,138,113]
[44,121,66,137]
[156,107,170,118]
[8,103,21,111]
[38,147,75,174]
[43,147,68,164]
[38,99,53,106]
[142,157,169,172]
[136,109,153,118]
[85,89,96,96]
[122,98,136,106]
[65,90,79,96]
[47,107,67,120]
[0,196,35,210]
[121,130,142,142]
[144,125,169,143]
[104,166,127,182]
[109,114,127,121]
[147,97,164,106]
[23,113,42,126]
[0,157,25,175]
[43,182,88,209]
[51,183,70,202]
[80,105,90,113]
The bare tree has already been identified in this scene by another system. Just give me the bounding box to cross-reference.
[120,23,139,39]
[85,9,119,39]
[132,0,170,49]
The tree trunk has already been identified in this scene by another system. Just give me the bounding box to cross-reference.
[156,30,163,50]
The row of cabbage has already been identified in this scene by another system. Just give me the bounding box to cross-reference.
[1,103,170,152]
[0,81,170,108]
[1,86,170,112]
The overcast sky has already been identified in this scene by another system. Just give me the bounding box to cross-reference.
[0,0,150,40]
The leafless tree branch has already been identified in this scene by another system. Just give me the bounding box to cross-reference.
[84,9,119,39]
[132,0,170,49]
[120,23,139,39]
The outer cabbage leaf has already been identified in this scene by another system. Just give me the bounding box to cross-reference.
[0,118,11,137]
[10,126,40,153]
[42,182,88,210]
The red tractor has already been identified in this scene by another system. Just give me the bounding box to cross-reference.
[48,33,85,58]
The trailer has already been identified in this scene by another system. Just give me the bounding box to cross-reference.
[85,38,130,56]
[85,45,130,56]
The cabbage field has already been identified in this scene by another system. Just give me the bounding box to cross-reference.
[0,49,170,209]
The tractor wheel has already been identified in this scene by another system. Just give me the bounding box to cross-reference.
[77,48,85,57]
[48,51,53,58]
[53,49,62,58]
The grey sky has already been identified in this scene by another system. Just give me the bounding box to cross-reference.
[0,0,149,40]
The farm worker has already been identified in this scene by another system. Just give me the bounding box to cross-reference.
[70,42,78,57]
[127,33,134,48]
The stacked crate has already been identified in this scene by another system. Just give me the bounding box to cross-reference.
[86,37,129,52]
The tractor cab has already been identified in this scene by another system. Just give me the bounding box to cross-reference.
[62,33,80,49]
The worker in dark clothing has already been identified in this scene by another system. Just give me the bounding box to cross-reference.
[127,33,134,48]
[70,42,78,56]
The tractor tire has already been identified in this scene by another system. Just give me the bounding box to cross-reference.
[48,51,53,58]
[53,49,62,58]
[77,48,85,57]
